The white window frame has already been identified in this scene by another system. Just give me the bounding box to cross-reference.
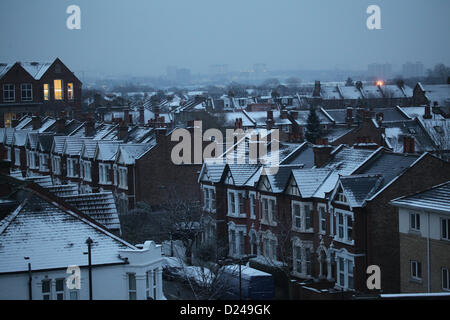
[146,269,159,299]
[261,195,277,226]
[42,279,52,300]
[441,218,450,241]
[99,163,112,185]
[6,147,11,161]
[202,185,216,212]
[21,83,33,101]
[335,252,355,290]
[55,278,65,300]
[67,83,74,100]
[14,148,21,166]
[67,158,78,178]
[39,153,49,172]
[334,209,354,245]
[318,204,327,234]
[442,268,449,291]
[410,212,421,232]
[128,273,137,300]
[228,223,247,258]
[118,166,128,189]
[3,84,15,102]
[292,239,314,278]
[261,231,278,262]
[249,192,256,219]
[52,155,61,174]
[227,189,246,218]
[410,260,422,281]
[291,201,313,232]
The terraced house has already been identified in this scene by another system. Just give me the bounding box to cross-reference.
[198,137,450,296]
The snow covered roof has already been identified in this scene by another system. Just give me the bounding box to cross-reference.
[323,146,377,175]
[45,184,79,197]
[0,191,134,274]
[291,168,333,198]
[95,142,120,161]
[263,165,303,193]
[24,175,53,188]
[116,143,155,165]
[338,174,383,207]
[383,119,436,153]
[420,84,450,107]
[62,192,121,233]
[12,131,28,147]
[391,181,450,214]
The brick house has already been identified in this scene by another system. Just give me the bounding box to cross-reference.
[0,58,82,126]
[390,181,450,293]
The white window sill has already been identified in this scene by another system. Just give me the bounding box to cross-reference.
[333,237,354,246]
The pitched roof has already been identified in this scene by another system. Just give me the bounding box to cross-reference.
[45,184,79,197]
[61,192,121,233]
[339,174,383,207]
[0,191,133,274]
[291,168,333,198]
[391,181,450,214]
[117,143,155,165]
[24,175,53,188]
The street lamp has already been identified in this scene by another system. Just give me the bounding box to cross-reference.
[24,257,32,300]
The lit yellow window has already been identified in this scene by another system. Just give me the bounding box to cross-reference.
[67,83,74,100]
[43,84,49,100]
[54,80,63,100]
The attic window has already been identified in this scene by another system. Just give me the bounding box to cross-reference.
[336,191,347,203]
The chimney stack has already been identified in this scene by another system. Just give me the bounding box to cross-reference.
[423,104,432,119]
[85,118,95,137]
[124,109,130,125]
[118,121,128,141]
[291,111,299,120]
[313,144,333,168]
[403,135,415,153]
[55,118,65,134]
[31,116,41,130]
[313,81,321,97]
[139,107,145,124]
[155,127,168,145]
[346,107,353,126]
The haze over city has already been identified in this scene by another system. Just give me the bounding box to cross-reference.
[1,0,449,78]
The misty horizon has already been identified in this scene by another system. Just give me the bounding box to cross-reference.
[1,0,449,78]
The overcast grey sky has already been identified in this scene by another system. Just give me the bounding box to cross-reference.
[0,0,449,76]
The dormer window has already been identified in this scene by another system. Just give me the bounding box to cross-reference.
[336,190,347,204]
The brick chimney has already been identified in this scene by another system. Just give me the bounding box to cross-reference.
[280,109,288,119]
[423,104,432,119]
[118,122,128,141]
[403,135,415,153]
[266,110,274,129]
[313,81,321,97]
[313,144,333,167]
[139,107,145,124]
[55,118,65,134]
[32,116,41,130]
[85,118,95,137]
[346,107,353,126]
[291,111,298,120]
[155,127,168,145]
[124,109,130,125]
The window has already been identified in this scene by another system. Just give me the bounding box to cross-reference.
[6,147,11,161]
[305,205,312,230]
[128,273,137,300]
[319,206,327,234]
[335,211,353,243]
[3,84,15,102]
[21,83,33,101]
[67,83,74,100]
[43,84,49,100]
[228,191,236,215]
[410,213,421,231]
[443,268,449,291]
[146,270,158,299]
[99,164,111,184]
[209,189,215,210]
[230,230,236,254]
[336,191,347,204]
[39,154,49,171]
[305,248,312,276]
[67,158,78,178]
[411,260,422,280]
[54,80,63,100]
[442,218,450,241]
[42,279,51,300]
[336,255,354,290]
[52,156,61,174]
[239,230,245,256]
[56,279,65,300]
[14,149,20,166]
[119,167,128,189]
[250,193,256,219]
[295,246,302,273]
[293,203,301,229]
[238,193,244,214]
[261,197,276,225]
[270,239,277,260]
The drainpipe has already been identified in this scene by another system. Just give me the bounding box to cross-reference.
[426,211,431,293]
[24,257,32,300]
[86,237,93,300]
[133,166,137,208]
